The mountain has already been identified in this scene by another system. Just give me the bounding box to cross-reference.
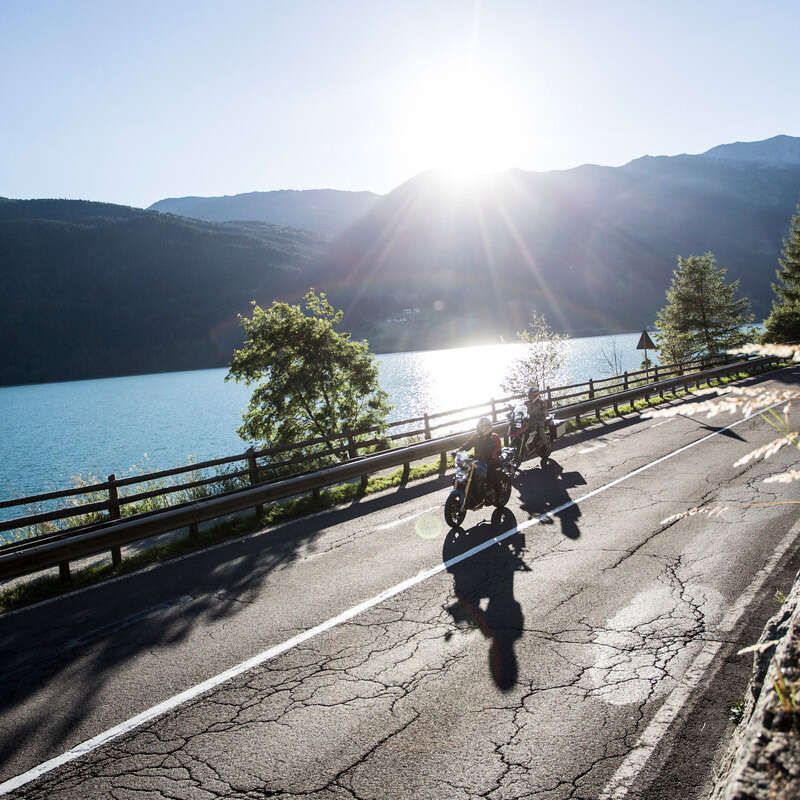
[318,136,800,351]
[0,200,324,385]
[149,189,380,237]
[3,135,800,385]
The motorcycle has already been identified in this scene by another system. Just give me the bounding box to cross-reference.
[443,447,516,528]
[506,403,557,467]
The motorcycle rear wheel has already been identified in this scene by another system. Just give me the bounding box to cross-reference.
[444,492,467,528]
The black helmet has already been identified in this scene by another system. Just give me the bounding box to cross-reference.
[477,417,492,435]
[528,386,540,399]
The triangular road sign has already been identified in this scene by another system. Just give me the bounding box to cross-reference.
[636,330,656,350]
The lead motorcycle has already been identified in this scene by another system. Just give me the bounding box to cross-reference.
[506,403,557,467]
[443,447,516,528]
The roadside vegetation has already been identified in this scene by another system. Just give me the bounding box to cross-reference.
[502,310,569,394]
[763,204,800,344]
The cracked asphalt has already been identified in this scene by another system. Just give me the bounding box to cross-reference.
[2,366,800,799]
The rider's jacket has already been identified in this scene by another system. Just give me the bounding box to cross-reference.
[526,397,548,423]
[463,431,502,464]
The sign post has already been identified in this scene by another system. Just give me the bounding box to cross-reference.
[636,329,656,381]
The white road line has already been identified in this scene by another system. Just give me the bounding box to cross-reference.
[375,505,439,530]
[0,403,783,796]
[598,515,800,800]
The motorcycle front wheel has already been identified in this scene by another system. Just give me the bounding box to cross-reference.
[493,477,512,508]
[444,492,467,528]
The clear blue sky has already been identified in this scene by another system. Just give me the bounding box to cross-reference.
[2,0,799,208]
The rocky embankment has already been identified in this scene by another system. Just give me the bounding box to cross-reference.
[711,571,800,798]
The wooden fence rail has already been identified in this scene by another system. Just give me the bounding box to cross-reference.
[0,352,739,540]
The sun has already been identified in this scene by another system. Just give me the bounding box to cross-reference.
[403,60,522,184]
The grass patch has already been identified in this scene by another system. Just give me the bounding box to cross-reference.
[729,698,746,723]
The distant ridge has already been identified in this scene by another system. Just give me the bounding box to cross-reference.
[149,188,380,237]
[701,134,800,165]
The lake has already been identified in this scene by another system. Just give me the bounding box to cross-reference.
[1,332,648,503]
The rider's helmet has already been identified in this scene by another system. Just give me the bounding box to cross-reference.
[527,386,541,400]
[477,417,492,435]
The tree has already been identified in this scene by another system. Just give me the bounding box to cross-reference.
[763,205,800,343]
[227,290,391,464]
[654,252,755,363]
[598,337,625,376]
[502,311,568,395]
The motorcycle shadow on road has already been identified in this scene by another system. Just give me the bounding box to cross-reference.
[515,458,585,540]
[442,509,528,692]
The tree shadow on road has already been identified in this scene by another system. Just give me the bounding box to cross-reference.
[443,509,527,692]
[516,459,585,540]
[0,472,458,773]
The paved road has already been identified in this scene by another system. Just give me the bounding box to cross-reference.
[2,366,800,799]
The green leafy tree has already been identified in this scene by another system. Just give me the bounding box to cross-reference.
[502,311,569,394]
[227,290,391,465]
[655,252,755,363]
[763,205,800,343]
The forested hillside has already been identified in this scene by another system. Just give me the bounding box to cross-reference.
[320,139,800,351]
[0,200,323,384]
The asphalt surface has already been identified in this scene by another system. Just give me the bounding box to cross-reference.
[2,366,800,799]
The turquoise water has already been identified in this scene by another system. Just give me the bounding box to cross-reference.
[0,333,646,504]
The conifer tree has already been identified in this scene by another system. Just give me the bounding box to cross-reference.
[655,252,755,363]
[763,205,800,343]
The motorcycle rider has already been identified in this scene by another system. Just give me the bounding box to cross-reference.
[525,387,550,455]
[462,417,502,498]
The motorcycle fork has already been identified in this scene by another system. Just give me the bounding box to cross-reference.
[461,464,474,514]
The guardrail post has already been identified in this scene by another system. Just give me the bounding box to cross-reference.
[623,371,629,390]
[246,448,264,518]
[439,451,448,477]
[654,365,659,383]
[423,414,431,440]
[107,473,122,569]
[491,399,497,423]
[59,561,71,583]
[588,379,595,400]
[347,433,359,460]
[546,386,552,408]
[401,462,410,486]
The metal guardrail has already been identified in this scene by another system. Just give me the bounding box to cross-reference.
[0,354,781,583]
[0,354,731,536]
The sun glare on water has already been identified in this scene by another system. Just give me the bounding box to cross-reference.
[404,61,523,186]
